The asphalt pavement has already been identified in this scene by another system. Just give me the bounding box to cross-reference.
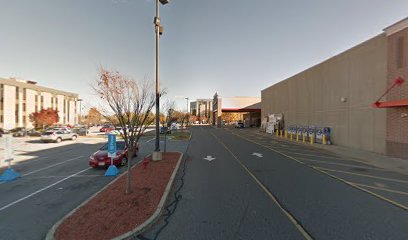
[0,136,161,240]
[139,126,408,240]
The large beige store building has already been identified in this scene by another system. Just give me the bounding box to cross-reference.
[262,18,408,159]
[0,77,79,129]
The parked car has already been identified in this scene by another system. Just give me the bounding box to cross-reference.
[235,122,245,128]
[10,127,27,137]
[27,129,42,137]
[41,130,78,143]
[72,127,88,136]
[89,141,139,168]
[0,128,9,137]
[100,125,114,132]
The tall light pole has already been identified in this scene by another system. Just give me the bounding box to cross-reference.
[153,0,170,161]
[185,97,189,127]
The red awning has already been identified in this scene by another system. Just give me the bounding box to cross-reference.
[221,108,261,113]
[372,99,408,108]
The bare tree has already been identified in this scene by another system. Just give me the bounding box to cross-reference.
[94,67,158,194]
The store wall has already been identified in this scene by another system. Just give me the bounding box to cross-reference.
[386,26,408,158]
[261,34,387,154]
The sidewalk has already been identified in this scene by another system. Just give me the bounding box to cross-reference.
[252,129,408,174]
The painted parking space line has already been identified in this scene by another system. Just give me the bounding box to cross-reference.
[352,183,408,196]
[22,156,84,177]
[0,167,91,212]
[314,167,408,184]
[210,131,313,240]
[25,174,104,180]
[314,167,408,210]
[225,129,408,211]
[146,138,155,143]
[298,158,383,171]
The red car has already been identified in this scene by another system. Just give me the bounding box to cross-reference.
[99,125,114,133]
[89,141,139,168]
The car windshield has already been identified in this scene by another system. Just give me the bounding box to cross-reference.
[42,131,54,135]
[100,141,126,151]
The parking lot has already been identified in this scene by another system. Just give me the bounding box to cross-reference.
[0,134,174,240]
[226,127,408,209]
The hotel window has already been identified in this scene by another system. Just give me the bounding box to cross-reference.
[23,103,26,112]
[35,95,38,112]
[41,96,44,109]
[0,84,3,111]
[397,37,404,69]
[16,87,19,100]
[23,89,26,101]
[15,104,19,123]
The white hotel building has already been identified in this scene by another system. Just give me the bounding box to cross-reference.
[0,77,79,130]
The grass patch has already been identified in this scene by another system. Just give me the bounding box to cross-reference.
[170,131,191,140]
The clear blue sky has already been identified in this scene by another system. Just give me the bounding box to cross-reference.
[1,0,408,111]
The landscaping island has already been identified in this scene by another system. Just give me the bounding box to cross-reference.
[50,152,182,240]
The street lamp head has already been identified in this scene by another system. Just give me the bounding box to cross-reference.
[185,97,189,100]
[159,0,170,5]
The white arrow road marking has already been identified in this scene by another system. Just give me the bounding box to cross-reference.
[203,156,216,161]
[252,153,263,158]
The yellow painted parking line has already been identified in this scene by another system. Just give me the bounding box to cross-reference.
[314,167,408,184]
[282,151,346,160]
[224,129,408,211]
[314,167,408,210]
[210,131,313,240]
[298,158,384,171]
[353,183,408,196]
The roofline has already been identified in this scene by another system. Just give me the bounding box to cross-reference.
[0,77,78,98]
[261,33,386,93]
[383,17,408,36]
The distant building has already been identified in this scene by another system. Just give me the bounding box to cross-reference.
[0,77,79,129]
[190,99,213,124]
[212,93,261,127]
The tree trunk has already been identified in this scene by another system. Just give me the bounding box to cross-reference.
[125,149,132,194]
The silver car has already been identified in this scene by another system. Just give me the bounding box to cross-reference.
[41,130,78,143]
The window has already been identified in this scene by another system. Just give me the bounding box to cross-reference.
[397,37,404,69]
[16,87,19,100]
[23,89,26,101]
[23,103,26,112]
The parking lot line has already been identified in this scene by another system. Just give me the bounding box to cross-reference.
[0,167,91,212]
[226,129,408,211]
[298,158,382,171]
[314,167,408,210]
[22,156,84,177]
[314,167,408,184]
[352,183,408,196]
[210,131,313,240]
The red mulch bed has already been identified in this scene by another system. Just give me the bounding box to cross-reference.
[55,152,181,240]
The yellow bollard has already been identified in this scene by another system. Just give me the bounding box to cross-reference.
[285,130,288,139]
[290,132,293,140]
[276,130,279,136]
[323,135,326,145]
[302,135,306,143]
[310,136,314,145]
[296,133,299,142]
[280,130,283,138]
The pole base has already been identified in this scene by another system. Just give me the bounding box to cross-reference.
[152,151,162,161]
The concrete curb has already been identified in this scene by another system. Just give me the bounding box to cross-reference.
[112,152,183,240]
[45,157,146,240]
[45,152,183,240]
